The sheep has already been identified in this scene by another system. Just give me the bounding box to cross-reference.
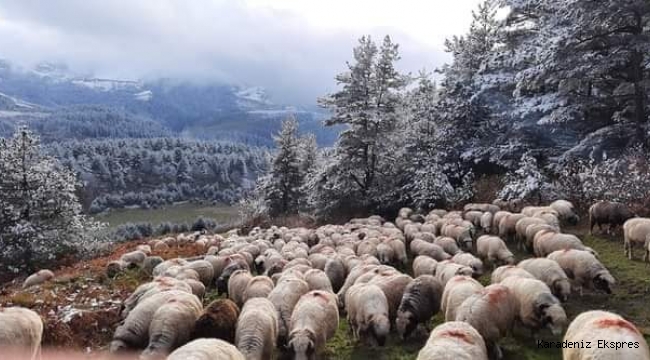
[136,244,152,255]
[153,258,189,278]
[324,257,346,293]
[22,269,54,288]
[120,250,148,267]
[142,256,164,275]
[436,261,474,286]
[106,260,128,278]
[368,273,414,322]
[192,299,240,343]
[464,203,500,214]
[185,279,206,299]
[498,213,526,242]
[416,321,489,360]
[522,206,558,217]
[217,259,250,295]
[167,338,245,360]
[235,298,279,360]
[441,225,473,251]
[524,224,557,253]
[140,291,203,359]
[451,252,484,277]
[0,307,43,360]
[517,258,571,302]
[563,310,650,360]
[304,269,334,292]
[533,230,596,257]
[110,290,197,353]
[412,256,438,277]
[344,284,391,347]
[268,277,310,342]
[476,235,515,267]
[183,260,215,287]
[376,243,395,265]
[492,198,523,213]
[337,264,380,307]
[228,270,253,308]
[454,284,519,359]
[288,291,339,360]
[480,212,494,234]
[441,275,484,321]
[388,239,408,267]
[491,265,535,284]
[410,239,451,261]
[396,275,443,339]
[515,217,549,249]
[550,199,580,225]
[547,249,615,295]
[240,276,273,303]
[464,211,484,226]
[434,237,461,256]
[121,277,193,319]
[500,277,567,336]
[589,200,635,235]
[398,207,414,219]
[624,218,650,260]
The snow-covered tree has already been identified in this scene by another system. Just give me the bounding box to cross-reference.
[0,127,104,272]
[258,116,307,216]
[315,35,407,213]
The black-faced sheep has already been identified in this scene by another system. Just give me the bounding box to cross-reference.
[547,249,615,295]
[396,275,443,339]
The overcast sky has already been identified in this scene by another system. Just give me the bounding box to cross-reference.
[0,0,482,104]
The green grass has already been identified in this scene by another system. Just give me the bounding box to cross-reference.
[322,225,650,360]
[93,202,241,229]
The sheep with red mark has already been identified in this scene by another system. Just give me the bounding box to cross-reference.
[416,321,488,360]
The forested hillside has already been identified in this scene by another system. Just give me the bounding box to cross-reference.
[251,0,650,220]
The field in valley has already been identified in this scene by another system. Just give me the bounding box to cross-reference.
[1,221,650,359]
[93,202,242,229]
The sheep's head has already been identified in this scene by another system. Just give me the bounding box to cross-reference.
[460,237,473,252]
[593,272,615,294]
[396,310,417,340]
[371,314,390,346]
[288,328,316,360]
[535,295,567,336]
[552,279,571,302]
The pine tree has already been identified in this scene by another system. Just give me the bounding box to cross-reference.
[316,35,407,212]
[261,116,305,216]
[0,127,101,272]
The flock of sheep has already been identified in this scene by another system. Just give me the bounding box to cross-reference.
[3,198,650,360]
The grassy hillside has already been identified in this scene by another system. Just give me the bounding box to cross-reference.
[1,222,649,359]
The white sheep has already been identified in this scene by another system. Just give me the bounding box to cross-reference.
[476,235,515,267]
[167,338,245,360]
[490,265,535,284]
[288,291,339,360]
[500,277,567,336]
[624,218,650,260]
[345,284,391,347]
[235,298,279,360]
[563,310,650,360]
[416,321,488,360]
[440,275,484,321]
[0,307,43,360]
[547,249,615,295]
[268,277,310,342]
[517,258,571,302]
[22,269,54,289]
